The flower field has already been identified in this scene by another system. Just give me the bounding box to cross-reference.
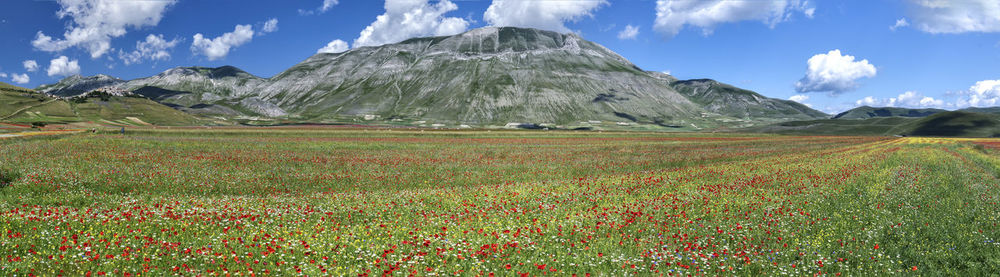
[2,129,1000,276]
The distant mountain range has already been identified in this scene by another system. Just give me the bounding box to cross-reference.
[28,27,828,129]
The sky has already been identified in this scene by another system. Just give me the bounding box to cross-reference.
[1,0,999,114]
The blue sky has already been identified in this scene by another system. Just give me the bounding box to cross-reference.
[1,0,999,113]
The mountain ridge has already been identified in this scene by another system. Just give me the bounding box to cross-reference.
[29,26,829,128]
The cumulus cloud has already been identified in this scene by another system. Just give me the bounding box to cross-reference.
[11,73,30,84]
[618,25,639,40]
[889,18,909,31]
[31,0,176,58]
[118,34,180,65]
[353,0,469,48]
[795,49,877,94]
[23,60,38,72]
[317,39,349,54]
[958,79,1000,107]
[654,0,813,36]
[191,24,255,61]
[855,91,946,108]
[484,0,607,32]
[904,0,1000,33]
[47,56,81,77]
[0,73,7,78]
[262,18,278,34]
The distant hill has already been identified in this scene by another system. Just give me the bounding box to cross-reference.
[833,106,946,119]
[747,110,1000,137]
[671,79,827,122]
[959,107,1000,115]
[0,81,34,92]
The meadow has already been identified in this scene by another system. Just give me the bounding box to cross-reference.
[2,129,1000,276]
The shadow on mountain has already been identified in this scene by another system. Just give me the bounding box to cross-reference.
[908,112,999,137]
[133,86,190,101]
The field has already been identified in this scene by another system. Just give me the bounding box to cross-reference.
[2,129,1000,276]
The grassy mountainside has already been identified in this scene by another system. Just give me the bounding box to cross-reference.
[833,106,946,119]
[901,111,1000,137]
[748,111,1000,137]
[959,107,1000,115]
[0,82,54,119]
[2,87,207,126]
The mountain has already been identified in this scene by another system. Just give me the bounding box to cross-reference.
[671,79,827,122]
[36,74,125,97]
[120,66,276,117]
[31,27,829,128]
[256,27,708,126]
[832,106,946,119]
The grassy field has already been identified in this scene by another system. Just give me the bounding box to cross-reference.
[2,130,1000,275]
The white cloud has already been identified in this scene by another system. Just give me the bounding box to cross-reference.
[484,0,607,32]
[854,91,946,108]
[889,18,909,31]
[789,94,809,102]
[353,0,469,48]
[11,73,30,84]
[262,18,278,34]
[300,0,339,15]
[118,34,179,65]
[23,60,38,72]
[654,0,812,36]
[321,0,338,13]
[904,0,1000,34]
[795,49,877,94]
[617,25,639,40]
[317,39,349,54]
[958,79,1000,107]
[191,24,255,61]
[31,0,176,58]
[789,94,812,107]
[0,73,7,78]
[856,96,879,106]
[47,56,81,77]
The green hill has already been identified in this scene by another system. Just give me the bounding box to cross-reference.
[1,87,208,126]
[748,111,1000,137]
[832,106,945,119]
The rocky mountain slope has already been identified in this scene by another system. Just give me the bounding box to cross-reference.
[671,79,826,122]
